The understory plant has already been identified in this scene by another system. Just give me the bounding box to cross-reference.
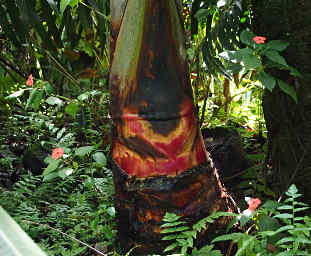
[160,184,311,256]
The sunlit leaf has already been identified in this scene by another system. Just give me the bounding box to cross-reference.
[5,89,25,99]
[92,152,107,166]
[65,102,80,117]
[58,167,73,179]
[60,0,72,15]
[46,96,63,105]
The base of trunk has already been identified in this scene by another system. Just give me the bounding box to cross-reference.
[111,158,234,255]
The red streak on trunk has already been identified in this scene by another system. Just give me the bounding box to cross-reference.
[155,135,185,158]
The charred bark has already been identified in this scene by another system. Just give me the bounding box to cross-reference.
[109,1,234,254]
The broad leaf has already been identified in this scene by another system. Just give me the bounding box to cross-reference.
[5,89,25,99]
[60,0,80,15]
[257,71,276,91]
[42,159,61,176]
[240,30,256,46]
[75,146,95,156]
[25,88,39,110]
[264,50,288,67]
[46,96,63,105]
[60,0,72,15]
[92,152,107,166]
[266,40,289,51]
[58,167,73,179]
[65,102,80,117]
[242,54,262,70]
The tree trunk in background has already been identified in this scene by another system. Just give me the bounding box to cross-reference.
[109,0,233,254]
[251,0,311,202]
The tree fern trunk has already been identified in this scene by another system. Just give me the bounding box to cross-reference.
[109,1,233,254]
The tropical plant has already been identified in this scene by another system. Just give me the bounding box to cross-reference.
[160,184,311,256]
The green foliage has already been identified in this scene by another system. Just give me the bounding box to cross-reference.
[1,169,115,256]
[160,185,311,256]
[161,212,236,255]
[219,29,300,103]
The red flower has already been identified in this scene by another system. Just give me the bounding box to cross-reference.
[247,198,262,211]
[253,36,267,44]
[26,74,34,86]
[52,148,64,160]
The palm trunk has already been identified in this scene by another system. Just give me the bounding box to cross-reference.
[109,1,233,254]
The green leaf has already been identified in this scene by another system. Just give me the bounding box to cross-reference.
[212,233,245,243]
[25,88,39,110]
[160,221,186,228]
[69,0,80,8]
[75,146,95,156]
[194,9,210,20]
[33,90,44,111]
[277,205,293,210]
[65,102,80,117]
[242,54,262,70]
[46,96,63,105]
[58,167,73,179]
[257,71,276,91]
[43,172,59,181]
[42,159,61,176]
[46,0,59,14]
[161,234,180,240]
[287,184,299,195]
[92,152,107,166]
[276,236,295,245]
[5,89,26,99]
[44,82,54,94]
[294,207,310,213]
[60,0,73,15]
[163,242,179,252]
[274,213,293,219]
[236,236,256,256]
[240,30,256,46]
[160,226,189,234]
[264,50,288,66]
[77,92,91,101]
[266,40,289,51]
[162,212,181,222]
[288,67,303,78]
[258,216,281,232]
[262,200,280,211]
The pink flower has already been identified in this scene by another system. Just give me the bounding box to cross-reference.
[253,36,266,44]
[240,197,262,218]
[52,148,64,160]
[26,74,34,86]
[247,198,262,211]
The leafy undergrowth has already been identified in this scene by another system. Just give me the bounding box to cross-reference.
[161,184,311,256]
[0,170,116,256]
